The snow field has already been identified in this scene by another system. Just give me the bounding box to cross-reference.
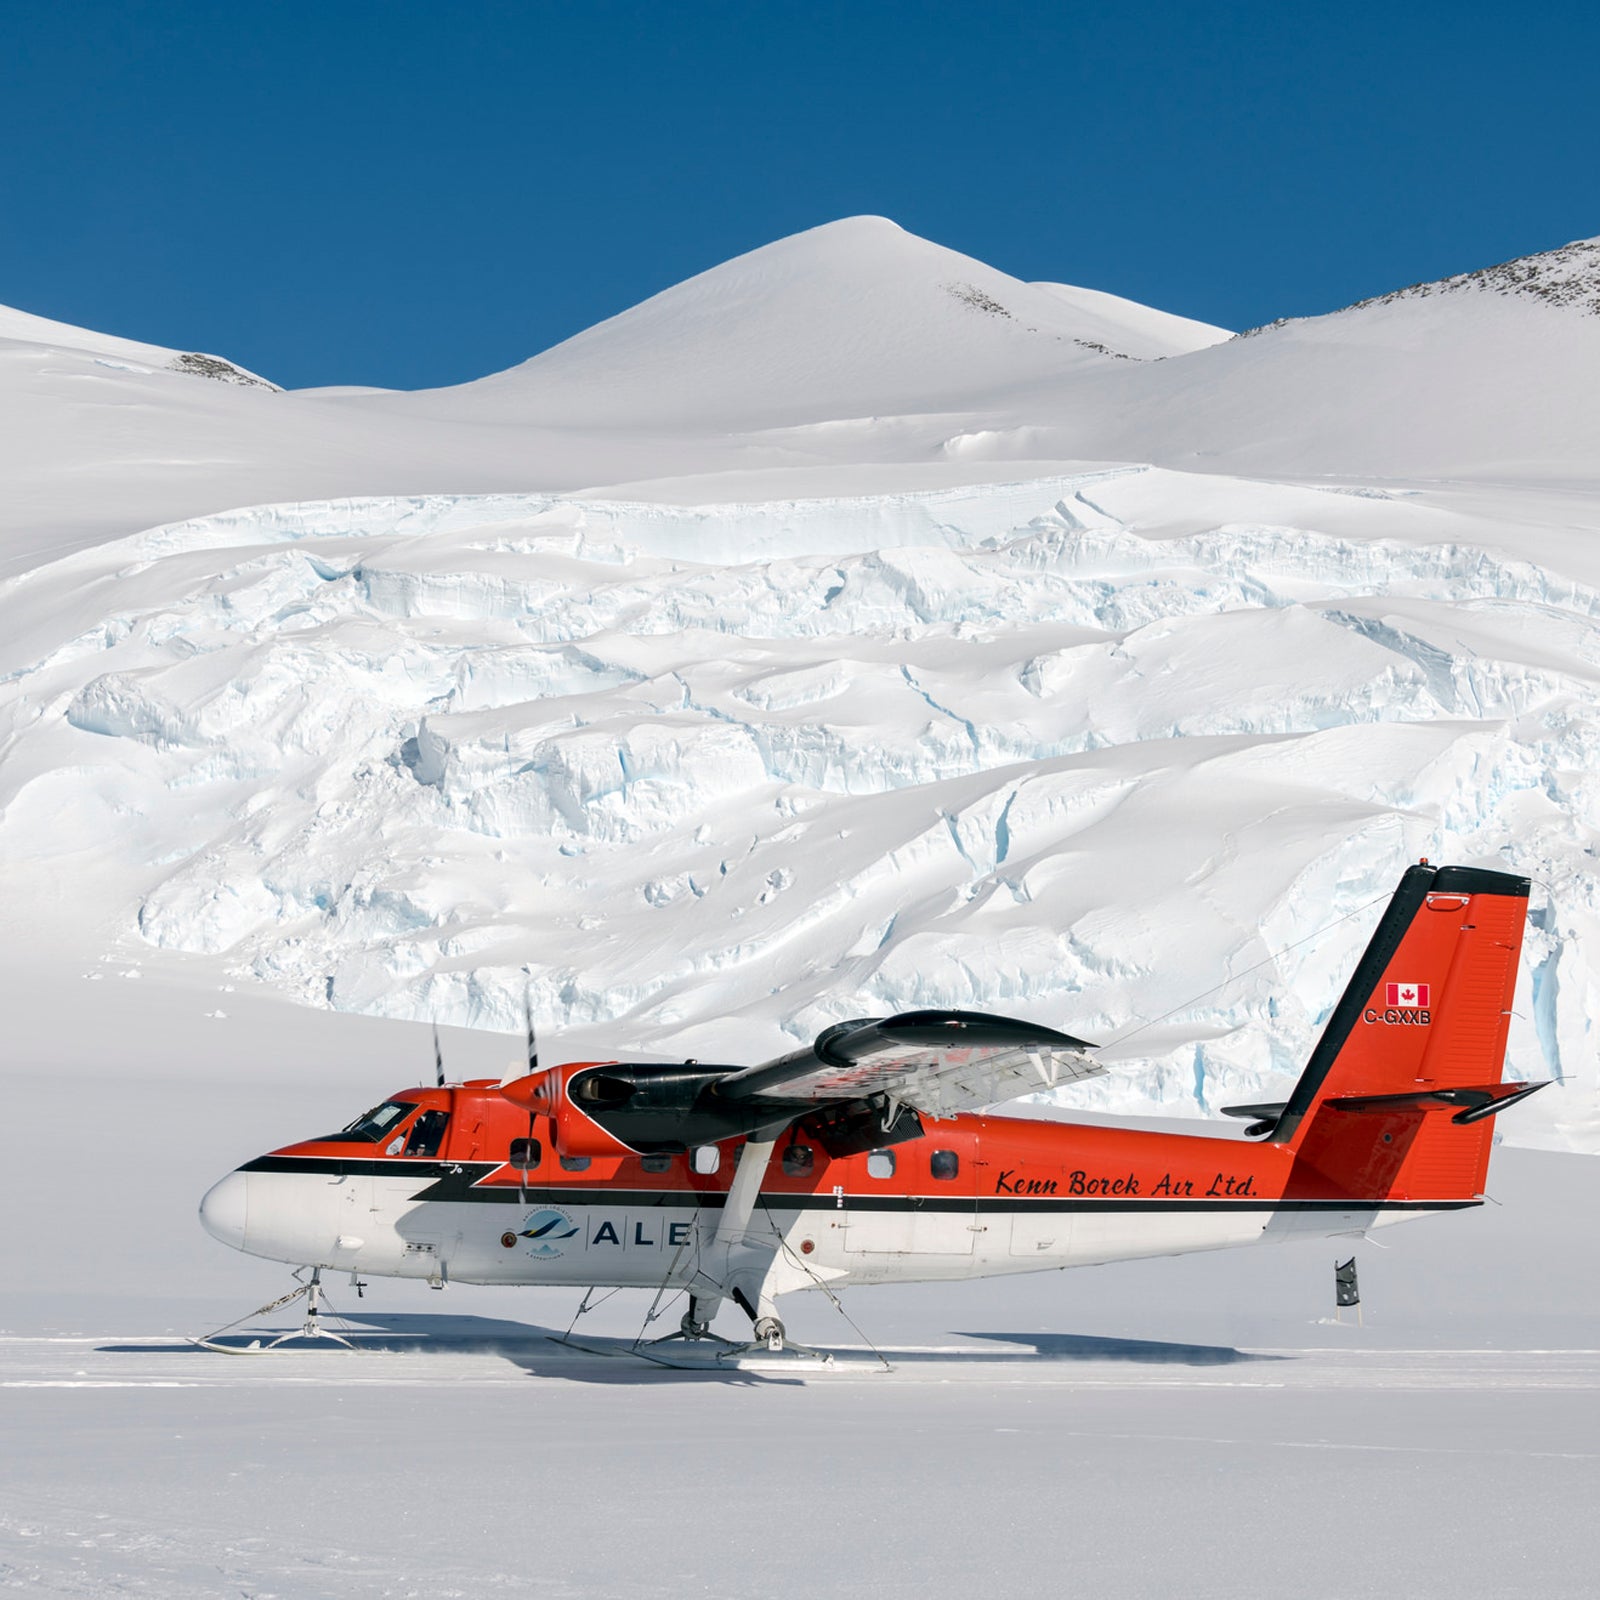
[7,1351,1596,1600]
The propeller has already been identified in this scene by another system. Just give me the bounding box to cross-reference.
[433,1023,446,1088]
[520,980,538,1204]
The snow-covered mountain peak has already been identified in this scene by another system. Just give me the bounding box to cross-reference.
[1123,231,1600,484]
[414,215,1229,429]
[1238,234,1600,341]
[0,298,280,388]
[1357,234,1600,318]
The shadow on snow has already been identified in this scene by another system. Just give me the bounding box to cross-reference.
[98,1310,1283,1383]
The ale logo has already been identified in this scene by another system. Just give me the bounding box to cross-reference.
[517,1207,579,1258]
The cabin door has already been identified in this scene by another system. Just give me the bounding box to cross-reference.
[907,1136,977,1256]
[840,1139,977,1257]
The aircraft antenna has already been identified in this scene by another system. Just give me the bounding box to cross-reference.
[1101,887,1392,1055]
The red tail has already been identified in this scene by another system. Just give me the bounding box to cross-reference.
[1272,864,1534,1203]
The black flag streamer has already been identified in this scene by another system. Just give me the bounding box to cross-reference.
[1334,1257,1360,1308]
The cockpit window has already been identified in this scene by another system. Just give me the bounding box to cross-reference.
[335,1100,416,1142]
[404,1109,450,1158]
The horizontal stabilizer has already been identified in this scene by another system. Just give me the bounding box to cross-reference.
[1325,1080,1548,1125]
[1221,1100,1289,1138]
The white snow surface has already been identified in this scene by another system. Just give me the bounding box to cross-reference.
[2,217,1599,1145]
[7,219,1599,575]
[0,302,181,366]
[2,467,1597,1148]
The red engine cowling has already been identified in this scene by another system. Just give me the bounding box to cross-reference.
[500,1062,638,1158]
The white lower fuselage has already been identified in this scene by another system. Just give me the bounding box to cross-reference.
[202,1160,1413,1297]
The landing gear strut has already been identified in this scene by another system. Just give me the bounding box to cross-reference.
[281,1267,355,1350]
[190,1266,357,1353]
[673,1298,786,1352]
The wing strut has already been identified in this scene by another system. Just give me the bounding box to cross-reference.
[684,1135,781,1340]
[712,1136,779,1254]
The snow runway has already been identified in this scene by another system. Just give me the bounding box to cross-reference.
[5,1331,1598,1599]
[11,1331,1600,1394]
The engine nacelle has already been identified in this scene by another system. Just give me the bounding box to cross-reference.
[499,1067,557,1116]
[501,1062,641,1159]
[500,1059,777,1156]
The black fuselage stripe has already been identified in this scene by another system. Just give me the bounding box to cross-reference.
[236,1158,1473,1213]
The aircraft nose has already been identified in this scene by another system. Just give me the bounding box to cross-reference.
[199,1171,249,1251]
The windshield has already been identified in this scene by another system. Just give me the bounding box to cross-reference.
[334,1100,417,1142]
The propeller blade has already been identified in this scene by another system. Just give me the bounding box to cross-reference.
[433,1023,445,1088]
[525,988,539,1076]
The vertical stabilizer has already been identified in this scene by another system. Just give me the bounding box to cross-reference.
[1272,864,1531,1203]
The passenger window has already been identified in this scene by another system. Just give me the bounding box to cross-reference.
[641,1154,673,1174]
[866,1149,895,1179]
[931,1149,959,1180]
[404,1109,450,1157]
[559,1154,591,1172]
[782,1144,814,1177]
[691,1146,721,1175]
[508,1137,541,1171]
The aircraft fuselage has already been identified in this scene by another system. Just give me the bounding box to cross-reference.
[200,1080,1459,1298]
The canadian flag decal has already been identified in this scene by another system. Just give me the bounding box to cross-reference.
[1386,982,1430,1008]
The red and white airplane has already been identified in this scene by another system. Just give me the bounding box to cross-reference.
[199,862,1542,1351]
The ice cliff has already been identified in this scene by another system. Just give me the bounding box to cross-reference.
[1,469,1595,1148]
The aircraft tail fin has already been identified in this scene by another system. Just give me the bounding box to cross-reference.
[1262,863,1535,1203]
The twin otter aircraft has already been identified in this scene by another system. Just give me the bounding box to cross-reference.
[201,862,1542,1350]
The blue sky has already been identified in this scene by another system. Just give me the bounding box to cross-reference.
[3,0,1595,390]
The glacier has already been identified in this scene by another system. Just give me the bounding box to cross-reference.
[2,467,1595,1148]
